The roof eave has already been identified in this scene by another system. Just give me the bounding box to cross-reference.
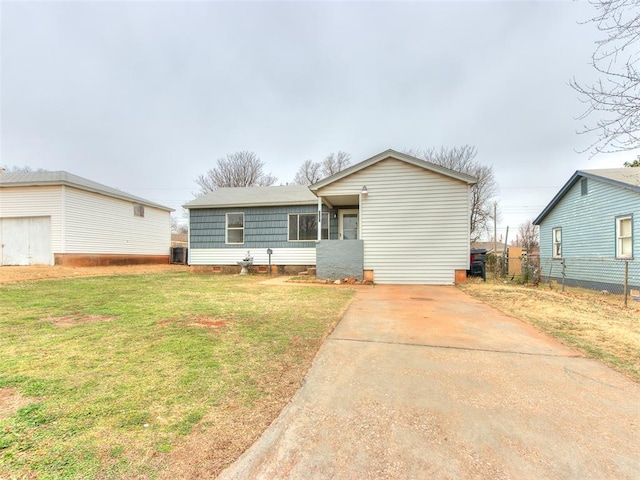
[1,179,174,212]
[533,171,581,225]
[534,169,640,225]
[309,149,477,190]
[183,200,317,209]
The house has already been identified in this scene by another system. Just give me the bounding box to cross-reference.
[0,171,172,266]
[184,149,477,285]
[533,168,640,291]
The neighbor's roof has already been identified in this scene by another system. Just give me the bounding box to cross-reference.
[0,170,173,211]
[534,168,640,225]
[184,184,317,209]
[309,149,478,191]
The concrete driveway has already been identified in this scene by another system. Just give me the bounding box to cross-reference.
[217,285,640,479]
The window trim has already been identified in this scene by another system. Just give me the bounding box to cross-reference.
[226,212,244,245]
[288,212,329,242]
[552,227,562,259]
[133,204,145,218]
[615,214,633,259]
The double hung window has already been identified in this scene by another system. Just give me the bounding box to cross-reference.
[552,227,562,258]
[289,213,329,241]
[226,213,244,244]
[616,215,633,259]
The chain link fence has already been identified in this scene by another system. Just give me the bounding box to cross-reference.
[537,257,640,305]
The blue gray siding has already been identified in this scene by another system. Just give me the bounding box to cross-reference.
[539,177,640,287]
[190,205,327,249]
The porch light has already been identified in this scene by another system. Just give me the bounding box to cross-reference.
[361,186,368,197]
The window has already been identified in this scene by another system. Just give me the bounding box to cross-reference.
[581,178,588,196]
[616,215,633,259]
[288,213,329,241]
[133,204,145,217]
[552,227,562,258]
[226,213,244,244]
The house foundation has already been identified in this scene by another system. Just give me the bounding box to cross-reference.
[54,254,169,267]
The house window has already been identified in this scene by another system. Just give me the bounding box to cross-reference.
[616,215,633,259]
[581,178,588,196]
[226,213,244,244]
[134,204,145,217]
[288,213,329,241]
[552,227,562,258]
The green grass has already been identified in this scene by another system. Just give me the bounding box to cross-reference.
[0,272,355,479]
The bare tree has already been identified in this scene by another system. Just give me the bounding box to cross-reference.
[0,165,46,173]
[405,146,498,243]
[293,151,352,185]
[171,215,188,234]
[194,151,277,195]
[516,219,539,252]
[293,160,323,185]
[321,151,351,176]
[571,0,640,156]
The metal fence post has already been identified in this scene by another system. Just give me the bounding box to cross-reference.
[624,260,629,307]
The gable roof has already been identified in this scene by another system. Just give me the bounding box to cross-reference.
[534,168,640,225]
[0,170,172,211]
[309,149,477,191]
[184,184,317,209]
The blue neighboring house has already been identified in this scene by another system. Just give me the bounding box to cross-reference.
[534,168,640,291]
[183,149,478,284]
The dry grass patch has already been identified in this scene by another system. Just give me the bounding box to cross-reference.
[187,314,230,329]
[459,280,640,381]
[0,388,34,420]
[45,314,117,328]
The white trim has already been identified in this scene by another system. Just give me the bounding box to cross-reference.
[225,212,244,245]
[552,227,562,259]
[338,209,359,240]
[189,247,316,265]
[616,215,633,259]
[317,196,322,241]
[310,149,477,190]
[288,212,329,242]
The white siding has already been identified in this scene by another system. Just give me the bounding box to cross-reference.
[317,158,470,284]
[0,185,63,254]
[63,187,170,255]
[189,247,316,266]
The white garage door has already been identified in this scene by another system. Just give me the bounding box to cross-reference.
[1,217,52,265]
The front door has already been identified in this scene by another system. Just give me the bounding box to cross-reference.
[339,209,358,240]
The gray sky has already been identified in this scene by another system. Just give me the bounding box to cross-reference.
[2,0,638,240]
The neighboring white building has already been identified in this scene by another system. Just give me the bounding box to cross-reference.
[0,171,172,266]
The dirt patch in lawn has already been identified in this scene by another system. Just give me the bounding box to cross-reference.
[188,315,229,329]
[45,314,117,328]
[0,264,187,284]
[0,387,33,420]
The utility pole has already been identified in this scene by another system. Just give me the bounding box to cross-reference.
[493,201,497,257]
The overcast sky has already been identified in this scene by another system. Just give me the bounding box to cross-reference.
[2,0,638,240]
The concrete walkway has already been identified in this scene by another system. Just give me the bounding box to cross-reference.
[217,285,640,479]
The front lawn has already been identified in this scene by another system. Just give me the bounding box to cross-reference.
[0,272,355,479]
